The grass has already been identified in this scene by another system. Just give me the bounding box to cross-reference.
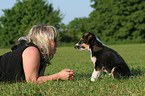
[0,43,145,96]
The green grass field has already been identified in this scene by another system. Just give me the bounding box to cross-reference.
[0,44,145,96]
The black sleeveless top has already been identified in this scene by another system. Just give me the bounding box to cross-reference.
[0,41,45,82]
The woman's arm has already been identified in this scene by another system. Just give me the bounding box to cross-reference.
[22,46,74,83]
[37,69,74,83]
[39,63,47,76]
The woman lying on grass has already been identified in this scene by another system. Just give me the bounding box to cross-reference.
[0,24,74,83]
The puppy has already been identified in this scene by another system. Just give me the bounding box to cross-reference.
[74,32,131,81]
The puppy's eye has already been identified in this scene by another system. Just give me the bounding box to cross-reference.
[83,41,87,44]
[80,40,83,43]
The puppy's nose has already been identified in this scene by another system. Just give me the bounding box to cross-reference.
[74,45,80,49]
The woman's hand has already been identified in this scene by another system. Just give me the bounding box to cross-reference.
[58,69,75,80]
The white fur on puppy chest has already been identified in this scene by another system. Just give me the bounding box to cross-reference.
[91,56,97,66]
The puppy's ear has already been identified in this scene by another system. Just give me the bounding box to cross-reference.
[88,35,92,40]
[87,35,94,44]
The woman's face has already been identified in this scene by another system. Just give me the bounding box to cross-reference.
[49,39,59,54]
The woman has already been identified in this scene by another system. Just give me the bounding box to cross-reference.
[0,25,74,83]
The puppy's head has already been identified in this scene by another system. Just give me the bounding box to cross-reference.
[74,32,96,50]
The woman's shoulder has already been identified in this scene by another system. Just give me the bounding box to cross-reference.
[12,41,41,54]
[23,46,40,56]
[22,46,41,64]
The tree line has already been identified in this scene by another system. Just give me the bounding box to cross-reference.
[0,0,145,47]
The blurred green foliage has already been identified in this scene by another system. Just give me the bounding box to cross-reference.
[66,0,145,44]
[0,0,145,47]
[0,0,63,47]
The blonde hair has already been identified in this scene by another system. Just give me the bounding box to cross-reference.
[18,24,57,62]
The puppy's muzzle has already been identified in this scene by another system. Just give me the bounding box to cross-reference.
[74,44,85,49]
[74,45,80,49]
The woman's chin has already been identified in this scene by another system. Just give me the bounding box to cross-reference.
[49,51,56,54]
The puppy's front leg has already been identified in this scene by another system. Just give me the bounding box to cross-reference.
[91,69,101,82]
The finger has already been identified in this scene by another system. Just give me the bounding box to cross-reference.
[69,72,74,75]
[69,74,74,78]
[69,76,73,80]
[71,76,74,78]
[64,69,72,71]
[69,70,74,73]
[65,69,74,72]
[69,76,74,80]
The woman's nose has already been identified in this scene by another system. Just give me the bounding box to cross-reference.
[56,40,59,45]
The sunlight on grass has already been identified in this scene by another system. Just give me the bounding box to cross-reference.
[0,44,145,95]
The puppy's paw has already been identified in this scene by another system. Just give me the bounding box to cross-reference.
[91,77,96,82]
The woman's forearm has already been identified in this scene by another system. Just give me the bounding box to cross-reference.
[36,73,60,83]
[26,69,74,83]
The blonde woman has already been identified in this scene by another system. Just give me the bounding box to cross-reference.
[0,25,74,83]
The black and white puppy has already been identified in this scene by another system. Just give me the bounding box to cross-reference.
[74,32,131,81]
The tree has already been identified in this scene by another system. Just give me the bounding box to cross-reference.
[66,17,88,42]
[0,0,63,47]
[87,0,145,43]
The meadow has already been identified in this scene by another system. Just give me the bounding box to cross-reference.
[0,43,145,96]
